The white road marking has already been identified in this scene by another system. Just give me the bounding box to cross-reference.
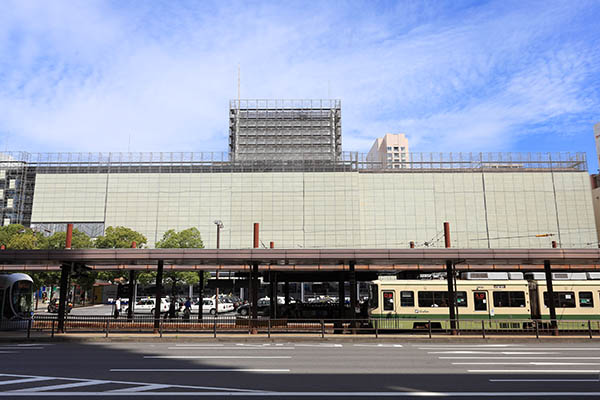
[429,351,560,354]
[468,369,600,373]
[422,347,600,351]
[166,347,295,350]
[353,344,403,348]
[109,384,170,392]
[173,344,224,347]
[416,344,520,348]
[491,379,600,382]
[144,355,292,359]
[295,344,343,347]
[0,373,260,393]
[454,362,600,366]
[110,369,290,372]
[3,391,600,396]
[0,377,53,386]
[440,357,600,360]
[10,380,105,392]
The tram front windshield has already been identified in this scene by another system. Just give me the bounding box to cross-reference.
[11,280,33,317]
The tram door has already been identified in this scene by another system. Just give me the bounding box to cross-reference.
[473,291,489,315]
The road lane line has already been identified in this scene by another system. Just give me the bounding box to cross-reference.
[9,380,105,392]
[0,377,54,386]
[454,362,600,366]
[353,344,403,348]
[173,344,224,347]
[110,369,290,372]
[429,351,560,354]
[295,344,343,347]
[440,357,600,360]
[109,384,170,392]
[490,379,600,382]
[422,347,600,351]
[143,355,292,359]
[468,369,600,373]
[4,391,600,396]
[166,347,295,350]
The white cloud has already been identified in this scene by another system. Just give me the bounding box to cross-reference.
[0,1,598,156]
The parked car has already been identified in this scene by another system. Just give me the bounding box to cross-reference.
[47,299,73,313]
[191,298,234,314]
[127,298,169,314]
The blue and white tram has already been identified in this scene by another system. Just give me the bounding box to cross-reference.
[0,273,34,323]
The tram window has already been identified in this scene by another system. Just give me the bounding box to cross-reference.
[368,284,378,309]
[418,291,467,307]
[493,291,526,307]
[543,291,576,308]
[400,291,414,307]
[579,292,594,308]
[383,291,395,311]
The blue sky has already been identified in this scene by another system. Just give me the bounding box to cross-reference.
[1,1,599,170]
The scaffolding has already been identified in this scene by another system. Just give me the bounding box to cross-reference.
[229,99,342,162]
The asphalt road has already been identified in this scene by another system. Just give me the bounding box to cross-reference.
[2,340,600,398]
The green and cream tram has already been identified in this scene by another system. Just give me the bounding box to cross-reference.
[0,273,34,326]
[367,272,600,330]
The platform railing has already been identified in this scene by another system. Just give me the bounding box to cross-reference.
[4,316,600,339]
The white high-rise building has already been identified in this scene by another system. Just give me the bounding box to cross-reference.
[366,133,409,168]
[595,122,600,167]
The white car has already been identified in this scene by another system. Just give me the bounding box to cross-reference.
[128,298,169,314]
[191,298,234,314]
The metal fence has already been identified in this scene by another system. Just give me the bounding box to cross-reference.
[3,316,600,339]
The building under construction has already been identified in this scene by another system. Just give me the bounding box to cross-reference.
[229,99,342,162]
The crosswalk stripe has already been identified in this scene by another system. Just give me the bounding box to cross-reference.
[10,380,105,392]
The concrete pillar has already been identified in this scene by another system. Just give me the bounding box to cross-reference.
[153,260,164,333]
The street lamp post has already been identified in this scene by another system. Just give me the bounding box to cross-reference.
[214,220,224,317]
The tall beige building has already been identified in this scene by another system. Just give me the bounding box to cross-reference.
[366,133,409,168]
[595,122,600,166]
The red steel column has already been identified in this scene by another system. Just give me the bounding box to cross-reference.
[251,224,260,332]
[65,223,73,249]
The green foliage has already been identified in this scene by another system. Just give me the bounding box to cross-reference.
[94,226,147,249]
[155,227,203,249]
[44,229,93,249]
[29,271,61,291]
[0,224,46,249]
[156,228,204,295]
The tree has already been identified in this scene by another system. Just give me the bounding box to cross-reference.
[94,226,147,282]
[156,228,204,296]
[0,224,44,249]
[94,226,147,249]
[44,229,93,249]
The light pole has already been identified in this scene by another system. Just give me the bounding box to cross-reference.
[214,220,224,316]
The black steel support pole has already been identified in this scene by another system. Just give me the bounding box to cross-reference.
[198,271,204,321]
[338,274,345,319]
[272,272,278,319]
[284,281,290,317]
[446,260,457,334]
[251,263,259,320]
[349,262,357,326]
[544,259,558,335]
[269,273,275,319]
[57,265,70,333]
[127,270,136,320]
[154,260,164,333]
